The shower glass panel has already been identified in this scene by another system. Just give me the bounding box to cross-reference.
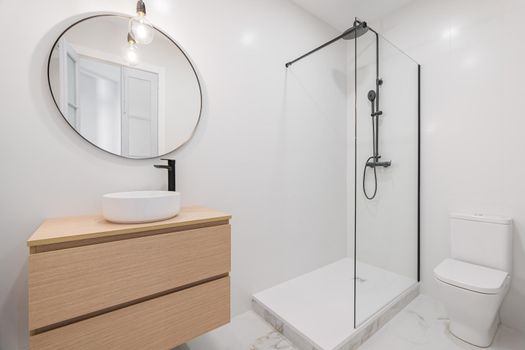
[353,29,420,327]
[260,20,420,345]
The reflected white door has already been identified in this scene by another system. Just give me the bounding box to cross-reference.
[58,39,80,128]
[122,67,159,158]
[78,58,122,155]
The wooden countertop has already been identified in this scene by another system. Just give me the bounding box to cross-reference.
[27,206,231,247]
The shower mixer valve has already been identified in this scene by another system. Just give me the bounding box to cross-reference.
[366,159,392,168]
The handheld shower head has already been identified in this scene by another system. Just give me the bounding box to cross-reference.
[368,90,376,102]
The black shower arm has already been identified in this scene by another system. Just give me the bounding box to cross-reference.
[285,19,379,68]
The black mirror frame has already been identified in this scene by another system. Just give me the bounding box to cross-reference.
[47,13,203,159]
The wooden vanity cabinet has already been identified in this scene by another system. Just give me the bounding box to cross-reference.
[27,207,231,350]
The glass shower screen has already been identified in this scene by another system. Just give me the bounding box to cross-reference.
[352,27,420,327]
[280,18,420,336]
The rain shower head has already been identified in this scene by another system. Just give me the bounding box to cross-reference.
[343,21,369,40]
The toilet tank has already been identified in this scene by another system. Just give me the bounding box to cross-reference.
[450,213,513,272]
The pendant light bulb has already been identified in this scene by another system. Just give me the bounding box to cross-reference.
[129,0,154,45]
[126,33,139,66]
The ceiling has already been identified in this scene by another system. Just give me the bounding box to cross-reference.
[290,0,416,31]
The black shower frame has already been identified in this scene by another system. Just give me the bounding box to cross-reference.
[285,19,421,328]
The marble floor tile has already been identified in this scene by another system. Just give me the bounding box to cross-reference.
[174,295,524,350]
[173,311,298,350]
[358,295,525,350]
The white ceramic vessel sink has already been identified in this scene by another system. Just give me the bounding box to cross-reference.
[102,191,181,224]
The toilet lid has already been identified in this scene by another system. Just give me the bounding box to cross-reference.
[434,258,508,294]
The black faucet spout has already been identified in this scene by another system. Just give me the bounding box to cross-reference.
[153,165,171,170]
[154,159,176,191]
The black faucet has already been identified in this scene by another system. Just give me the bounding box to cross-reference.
[154,159,176,191]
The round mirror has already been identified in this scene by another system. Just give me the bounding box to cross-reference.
[48,14,202,159]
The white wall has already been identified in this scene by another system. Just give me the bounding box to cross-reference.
[370,0,525,334]
[0,1,348,349]
[346,45,356,260]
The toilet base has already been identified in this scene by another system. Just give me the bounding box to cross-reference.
[435,275,510,349]
[449,314,499,348]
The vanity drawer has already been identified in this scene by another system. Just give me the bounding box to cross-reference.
[29,224,230,331]
[30,276,230,350]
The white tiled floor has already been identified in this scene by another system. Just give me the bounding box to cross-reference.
[175,295,525,350]
[173,311,298,350]
[359,295,525,350]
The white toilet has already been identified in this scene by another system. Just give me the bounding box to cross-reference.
[434,213,513,348]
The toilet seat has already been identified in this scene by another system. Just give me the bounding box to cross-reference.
[434,258,508,294]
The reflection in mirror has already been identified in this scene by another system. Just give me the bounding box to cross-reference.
[48,15,202,158]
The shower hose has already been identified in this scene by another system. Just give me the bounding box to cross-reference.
[363,156,378,200]
[363,112,378,200]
